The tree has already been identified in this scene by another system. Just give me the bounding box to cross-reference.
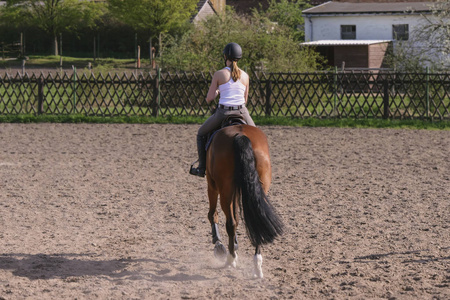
[386,0,450,71]
[107,0,198,54]
[415,0,450,69]
[1,0,105,56]
[255,0,311,41]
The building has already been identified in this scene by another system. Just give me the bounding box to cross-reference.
[302,0,442,69]
[302,39,391,69]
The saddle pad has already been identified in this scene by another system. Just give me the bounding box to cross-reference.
[205,118,247,151]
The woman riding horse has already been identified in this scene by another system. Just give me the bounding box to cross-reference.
[190,42,255,177]
[189,44,284,278]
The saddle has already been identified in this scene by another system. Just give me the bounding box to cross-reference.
[189,116,247,177]
[205,116,247,151]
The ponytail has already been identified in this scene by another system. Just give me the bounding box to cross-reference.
[230,60,241,82]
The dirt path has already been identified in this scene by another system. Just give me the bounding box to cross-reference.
[0,124,449,299]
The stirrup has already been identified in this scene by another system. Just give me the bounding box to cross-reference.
[189,160,205,177]
[190,166,205,177]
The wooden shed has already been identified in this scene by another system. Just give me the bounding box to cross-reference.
[301,40,392,69]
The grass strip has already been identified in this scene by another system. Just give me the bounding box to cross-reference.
[1,114,449,130]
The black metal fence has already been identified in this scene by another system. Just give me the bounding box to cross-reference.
[1,70,449,120]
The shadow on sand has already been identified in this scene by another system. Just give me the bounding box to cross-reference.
[0,253,212,282]
[0,253,157,280]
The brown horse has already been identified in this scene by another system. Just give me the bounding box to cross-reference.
[205,124,284,278]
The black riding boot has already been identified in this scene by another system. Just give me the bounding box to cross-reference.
[190,135,207,177]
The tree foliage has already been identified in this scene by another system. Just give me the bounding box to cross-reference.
[254,0,311,41]
[162,8,321,73]
[107,0,198,36]
[416,0,450,69]
[1,0,105,56]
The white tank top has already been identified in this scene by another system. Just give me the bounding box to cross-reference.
[218,67,246,106]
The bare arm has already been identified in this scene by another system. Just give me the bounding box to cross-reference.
[242,71,249,104]
[206,73,220,104]
[244,83,249,104]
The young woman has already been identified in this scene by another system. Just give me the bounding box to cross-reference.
[190,42,255,177]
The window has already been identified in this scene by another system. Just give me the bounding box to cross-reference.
[341,25,356,40]
[393,24,409,41]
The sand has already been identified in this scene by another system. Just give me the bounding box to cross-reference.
[0,123,448,299]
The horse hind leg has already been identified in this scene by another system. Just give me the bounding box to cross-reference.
[225,218,238,268]
[224,197,239,268]
[253,246,263,278]
[213,225,227,259]
[208,188,227,259]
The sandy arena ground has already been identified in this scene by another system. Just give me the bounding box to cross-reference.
[0,123,449,299]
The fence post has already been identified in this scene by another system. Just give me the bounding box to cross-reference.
[383,76,390,119]
[152,67,160,117]
[72,66,77,114]
[265,76,271,117]
[426,66,430,119]
[334,66,338,117]
[37,77,44,115]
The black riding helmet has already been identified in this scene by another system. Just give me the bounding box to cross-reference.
[223,42,242,61]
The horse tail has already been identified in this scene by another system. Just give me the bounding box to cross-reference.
[233,134,284,247]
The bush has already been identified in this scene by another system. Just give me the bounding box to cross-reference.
[161,8,321,73]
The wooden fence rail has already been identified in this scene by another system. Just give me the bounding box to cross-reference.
[1,70,449,120]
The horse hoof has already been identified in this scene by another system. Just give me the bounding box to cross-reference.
[253,254,263,278]
[253,270,264,279]
[226,253,238,268]
[214,242,227,259]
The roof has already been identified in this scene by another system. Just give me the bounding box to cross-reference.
[192,0,217,23]
[301,40,392,46]
[303,2,435,15]
[196,0,212,11]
